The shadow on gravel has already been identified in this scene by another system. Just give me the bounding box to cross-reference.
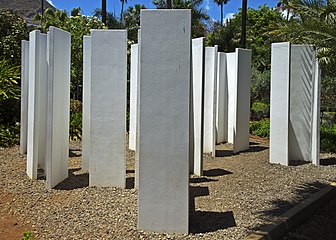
[189,186,237,233]
[203,168,232,177]
[257,181,329,220]
[126,177,135,189]
[126,169,135,174]
[69,150,81,157]
[216,145,268,157]
[320,157,336,166]
[54,168,88,190]
[190,177,218,183]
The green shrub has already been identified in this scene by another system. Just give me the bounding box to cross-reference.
[250,119,270,138]
[69,111,82,141]
[321,124,336,152]
[22,231,32,240]
[0,124,20,147]
[251,102,269,120]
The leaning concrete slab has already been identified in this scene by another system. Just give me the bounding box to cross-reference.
[89,30,127,188]
[269,43,291,165]
[27,30,47,179]
[45,27,71,189]
[82,36,91,170]
[20,40,29,154]
[203,46,218,156]
[191,37,205,176]
[138,9,191,234]
[216,52,228,144]
[129,44,138,151]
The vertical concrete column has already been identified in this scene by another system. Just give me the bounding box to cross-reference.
[216,52,228,144]
[45,27,71,189]
[129,44,138,151]
[191,37,204,176]
[203,46,218,156]
[270,43,291,165]
[89,30,127,188]
[138,9,191,234]
[20,40,29,154]
[227,52,237,145]
[311,59,321,165]
[135,30,141,190]
[289,45,316,162]
[82,36,91,170]
[27,30,47,179]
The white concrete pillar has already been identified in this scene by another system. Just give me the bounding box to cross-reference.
[20,40,29,154]
[203,46,218,156]
[129,44,138,151]
[45,27,71,189]
[27,30,47,179]
[191,37,204,176]
[82,36,91,170]
[227,48,252,153]
[135,29,141,190]
[216,52,228,144]
[138,9,191,234]
[89,30,127,188]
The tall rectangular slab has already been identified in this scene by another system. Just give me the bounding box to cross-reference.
[216,52,228,144]
[233,49,251,153]
[270,43,291,165]
[27,31,47,179]
[45,27,71,189]
[203,46,218,156]
[89,30,127,188]
[135,30,141,190]
[311,59,321,165]
[82,36,91,170]
[129,44,138,151]
[191,37,204,176]
[138,9,191,234]
[289,45,316,162]
[227,52,237,144]
[20,40,29,154]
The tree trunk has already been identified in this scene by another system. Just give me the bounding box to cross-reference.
[120,2,124,22]
[167,0,172,9]
[241,0,247,48]
[221,2,223,26]
[102,0,107,24]
[41,0,44,25]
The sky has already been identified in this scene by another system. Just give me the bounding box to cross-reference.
[47,0,279,22]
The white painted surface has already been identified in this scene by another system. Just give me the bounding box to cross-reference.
[216,52,228,144]
[226,52,237,144]
[89,30,127,188]
[27,31,47,179]
[45,27,71,189]
[20,40,29,154]
[138,9,191,234]
[270,42,291,165]
[233,49,251,153]
[191,37,204,176]
[82,36,91,170]
[203,46,218,156]
[129,44,138,151]
[135,30,141,190]
[289,45,316,162]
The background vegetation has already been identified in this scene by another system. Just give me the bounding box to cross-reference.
[0,0,335,152]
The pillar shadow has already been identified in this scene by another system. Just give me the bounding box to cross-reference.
[190,177,218,183]
[126,169,135,174]
[54,168,88,190]
[189,185,236,233]
[215,149,235,157]
[69,149,81,157]
[37,168,45,180]
[215,145,268,157]
[203,168,232,177]
[126,177,135,189]
[320,157,336,166]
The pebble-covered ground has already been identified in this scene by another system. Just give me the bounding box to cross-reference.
[1,137,336,240]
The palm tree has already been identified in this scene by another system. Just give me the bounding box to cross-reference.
[214,0,230,26]
[120,0,128,22]
[102,0,107,24]
[277,0,292,20]
[93,8,121,28]
[241,0,247,48]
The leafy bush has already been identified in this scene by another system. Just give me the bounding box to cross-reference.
[69,99,82,141]
[321,124,336,152]
[0,59,20,102]
[250,119,270,138]
[22,231,32,240]
[251,102,269,120]
[251,67,270,105]
[0,124,20,147]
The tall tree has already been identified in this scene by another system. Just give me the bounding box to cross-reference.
[120,0,128,21]
[241,0,247,48]
[214,0,230,26]
[124,4,146,42]
[102,0,107,24]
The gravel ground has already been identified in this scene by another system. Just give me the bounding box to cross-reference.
[1,136,336,239]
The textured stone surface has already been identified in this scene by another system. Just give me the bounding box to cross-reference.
[129,44,138,151]
[138,9,191,234]
[27,30,47,179]
[45,27,71,189]
[82,36,91,170]
[203,46,218,156]
[89,30,127,188]
[20,40,29,154]
[191,37,204,176]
